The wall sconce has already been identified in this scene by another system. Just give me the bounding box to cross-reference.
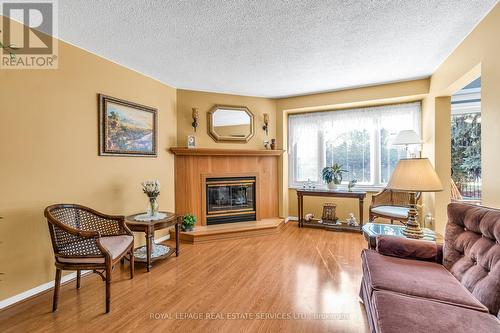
[191,107,199,132]
[262,113,269,136]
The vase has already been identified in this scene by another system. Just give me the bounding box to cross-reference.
[147,196,159,217]
[327,182,337,190]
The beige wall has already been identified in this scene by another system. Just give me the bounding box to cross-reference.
[423,3,500,233]
[0,34,177,299]
[275,80,430,218]
[176,89,276,149]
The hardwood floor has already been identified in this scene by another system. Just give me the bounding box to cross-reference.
[0,223,369,333]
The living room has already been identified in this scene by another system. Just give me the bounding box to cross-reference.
[0,1,499,332]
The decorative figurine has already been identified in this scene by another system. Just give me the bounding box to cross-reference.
[304,213,314,222]
[270,138,276,150]
[302,178,315,189]
[347,213,358,226]
[348,179,357,192]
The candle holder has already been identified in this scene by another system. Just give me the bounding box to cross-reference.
[192,108,199,132]
[262,113,269,135]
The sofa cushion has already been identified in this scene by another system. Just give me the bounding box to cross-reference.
[370,290,500,333]
[376,235,438,262]
[371,206,408,219]
[362,249,487,312]
[444,203,500,316]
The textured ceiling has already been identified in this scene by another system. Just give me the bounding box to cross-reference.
[58,1,498,98]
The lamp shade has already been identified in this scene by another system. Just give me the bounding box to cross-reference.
[392,130,422,146]
[387,158,443,192]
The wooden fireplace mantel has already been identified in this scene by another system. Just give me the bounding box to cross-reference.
[171,147,282,226]
[169,147,285,157]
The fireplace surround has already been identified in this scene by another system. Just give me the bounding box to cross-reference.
[170,147,283,226]
[206,176,256,225]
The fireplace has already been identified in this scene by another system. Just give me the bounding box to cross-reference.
[205,176,256,225]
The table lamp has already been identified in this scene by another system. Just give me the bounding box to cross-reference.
[392,130,422,157]
[387,158,443,239]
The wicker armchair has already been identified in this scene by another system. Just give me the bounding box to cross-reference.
[45,204,134,313]
[369,189,421,225]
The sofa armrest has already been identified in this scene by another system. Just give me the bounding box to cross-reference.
[376,235,440,262]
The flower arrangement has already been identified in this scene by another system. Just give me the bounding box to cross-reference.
[142,180,160,216]
[182,213,197,231]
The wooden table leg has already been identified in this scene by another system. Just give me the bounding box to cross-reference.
[297,194,300,227]
[175,221,180,256]
[301,195,304,227]
[297,194,301,227]
[146,229,152,272]
[359,197,364,233]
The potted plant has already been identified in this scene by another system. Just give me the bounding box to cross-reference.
[182,213,197,232]
[321,163,348,189]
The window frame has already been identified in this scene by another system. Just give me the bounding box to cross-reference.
[288,102,421,191]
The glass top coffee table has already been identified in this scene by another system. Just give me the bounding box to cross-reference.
[362,223,443,249]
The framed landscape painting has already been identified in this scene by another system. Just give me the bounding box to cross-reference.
[98,94,157,157]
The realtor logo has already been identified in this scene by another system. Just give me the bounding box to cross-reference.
[1,0,58,69]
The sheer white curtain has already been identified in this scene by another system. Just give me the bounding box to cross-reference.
[288,102,421,187]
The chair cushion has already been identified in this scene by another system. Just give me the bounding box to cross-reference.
[57,256,105,264]
[57,235,133,264]
[362,249,488,312]
[100,235,133,259]
[370,290,500,333]
[371,206,409,219]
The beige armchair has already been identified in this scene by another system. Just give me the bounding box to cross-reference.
[45,204,134,313]
[369,189,421,225]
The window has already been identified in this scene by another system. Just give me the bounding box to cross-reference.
[288,102,421,188]
[451,77,481,202]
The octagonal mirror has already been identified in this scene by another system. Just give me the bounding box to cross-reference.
[208,105,254,143]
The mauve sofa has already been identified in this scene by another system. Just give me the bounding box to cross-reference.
[360,203,500,333]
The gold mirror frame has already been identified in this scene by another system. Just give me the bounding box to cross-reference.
[207,105,255,143]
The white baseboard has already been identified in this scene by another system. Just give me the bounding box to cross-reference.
[0,270,90,310]
[0,233,170,310]
[286,216,298,223]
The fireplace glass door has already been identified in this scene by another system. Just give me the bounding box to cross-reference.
[206,177,256,224]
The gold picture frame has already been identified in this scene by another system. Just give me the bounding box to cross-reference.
[98,94,157,157]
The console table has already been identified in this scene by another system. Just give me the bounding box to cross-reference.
[362,223,443,249]
[296,188,366,233]
[125,212,181,271]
